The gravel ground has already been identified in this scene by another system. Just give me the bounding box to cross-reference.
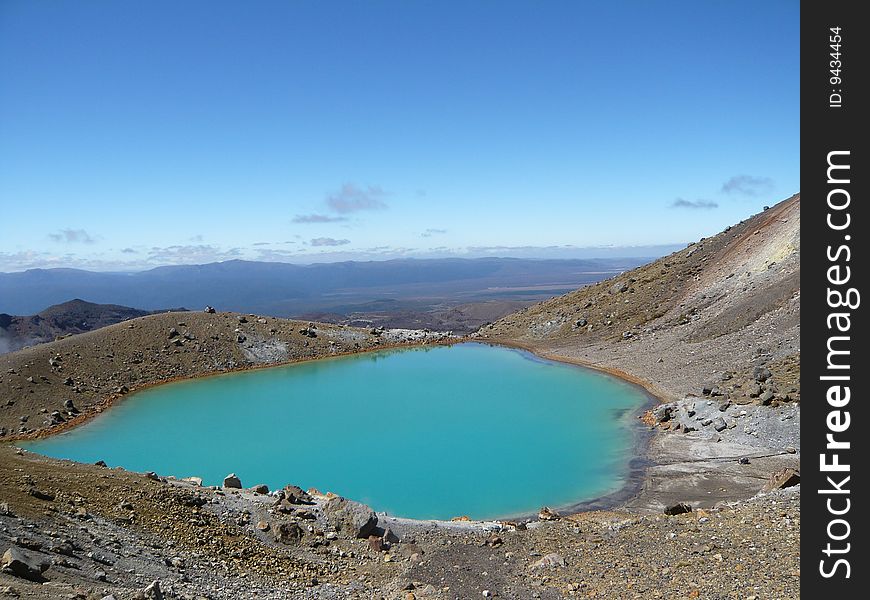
[0,445,799,599]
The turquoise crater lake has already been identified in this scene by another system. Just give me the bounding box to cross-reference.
[25,343,650,520]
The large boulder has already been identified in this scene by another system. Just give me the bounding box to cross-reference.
[323,497,378,539]
[1,547,50,581]
[273,522,304,545]
[283,485,314,504]
[763,468,800,491]
[223,473,242,488]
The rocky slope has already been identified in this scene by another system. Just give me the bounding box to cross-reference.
[0,195,801,598]
[477,193,800,405]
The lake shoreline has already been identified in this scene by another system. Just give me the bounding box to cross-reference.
[19,339,655,523]
[2,308,796,522]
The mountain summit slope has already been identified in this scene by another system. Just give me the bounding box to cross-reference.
[477,193,800,405]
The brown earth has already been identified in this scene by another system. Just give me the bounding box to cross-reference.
[0,195,801,598]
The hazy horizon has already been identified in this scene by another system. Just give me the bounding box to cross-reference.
[0,242,686,274]
[1,1,798,272]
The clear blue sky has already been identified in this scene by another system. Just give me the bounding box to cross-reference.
[0,0,799,271]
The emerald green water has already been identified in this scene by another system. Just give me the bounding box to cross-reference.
[24,343,648,520]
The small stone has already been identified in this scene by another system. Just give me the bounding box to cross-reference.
[609,280,629,294]
[663,502,693,516]
[143,579,164,600]
[753,366,772,382]
[144,471,160,481]
[652,404,673,423]
[28,488,55,501]
[712,417,728,432]
[167,328,178,339]
[383,528,400,545]
[250,484,269,495]
[538,506,560,521]
[529,553,566,571]
[95,569,107,582]
[256,521,270,532]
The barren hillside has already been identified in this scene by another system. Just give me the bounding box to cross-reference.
[478,193,800,405]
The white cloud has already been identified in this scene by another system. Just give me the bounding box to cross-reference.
[326,184,388,213]
[48,228,95,244]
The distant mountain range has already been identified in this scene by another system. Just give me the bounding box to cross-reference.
[0,299,185,354]
[0,257,651,317]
